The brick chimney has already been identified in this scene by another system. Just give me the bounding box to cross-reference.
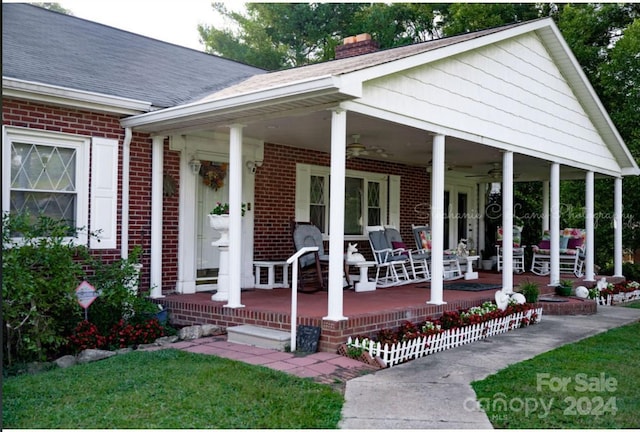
[335,33,379,59]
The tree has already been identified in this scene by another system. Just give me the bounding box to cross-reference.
[198,3,367,70]
[442,3,540,35]
[31,2,72,15]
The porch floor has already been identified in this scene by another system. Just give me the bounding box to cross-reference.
[156,271,609,352]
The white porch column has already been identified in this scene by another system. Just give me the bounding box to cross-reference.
[584,171,595,281]
[501,151,514,293]
[226,124,245,309]
[542,180,550,233]
[550,163,560,286]
[176,139,198,294]
[429,134,446,305]
[614,177,623,277]
[324,108,347,322]
[478,183,486,258]
[149,136,165,298]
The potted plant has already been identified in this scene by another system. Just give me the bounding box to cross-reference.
[480,249,494,271]
[518,279,540,303]
[556,279,574,296]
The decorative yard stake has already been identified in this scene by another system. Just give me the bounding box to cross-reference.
[75,281,100,321]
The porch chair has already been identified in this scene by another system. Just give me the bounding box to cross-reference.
[411,225,463,280]
[290,220,329,293]
[365,226,413,287]
[383,225,430,281]
[530,228,586,277]
[496,225,526,274]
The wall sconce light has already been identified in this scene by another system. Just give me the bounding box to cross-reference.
[189,158,201,175]
[245,160,263,174]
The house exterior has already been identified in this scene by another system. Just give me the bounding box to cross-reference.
[4,4,638,330]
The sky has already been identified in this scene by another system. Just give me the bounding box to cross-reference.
[51,0,241,51]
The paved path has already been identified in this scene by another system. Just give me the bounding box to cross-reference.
[338,305,640,429]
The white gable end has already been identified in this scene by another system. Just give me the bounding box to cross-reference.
[360,32,619,174]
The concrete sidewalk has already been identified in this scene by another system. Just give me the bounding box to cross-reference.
[339,305,640,429]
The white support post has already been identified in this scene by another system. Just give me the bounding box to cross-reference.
[478,183,486,258]
[614,177,623,277]
[150,136,165,298]
[324,108,347,322]
[501,151,514,293]
[585,171,595,281]
[429,134,446,305]
[550,163,560,286]
[542,180,550,233]
[226,124,245,309]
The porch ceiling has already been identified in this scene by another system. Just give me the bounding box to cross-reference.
[188,109,589,182]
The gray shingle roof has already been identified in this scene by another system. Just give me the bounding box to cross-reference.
[2,3,265,109]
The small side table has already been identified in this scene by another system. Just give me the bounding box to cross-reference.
[463,255,480,280]
[345,260,377,292]
[253,261,289,289]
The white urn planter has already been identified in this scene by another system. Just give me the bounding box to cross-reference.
[208,214,230,246]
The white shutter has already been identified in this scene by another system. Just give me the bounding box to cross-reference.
[295,163,311,221]
[90,137,119,249]
[388,174,401,227]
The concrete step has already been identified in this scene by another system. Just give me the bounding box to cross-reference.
[227,324,290,351]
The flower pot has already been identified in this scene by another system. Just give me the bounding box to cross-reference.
[556,286,572,296]
[481,260,493,270]
[208,214,230,245]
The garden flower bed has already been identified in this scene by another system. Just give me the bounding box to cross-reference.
[346,301,543,368]
[594,281,640,306]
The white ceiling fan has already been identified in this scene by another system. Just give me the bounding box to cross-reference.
[346,134,391,159]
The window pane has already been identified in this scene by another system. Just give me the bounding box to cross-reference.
[444,191,450,250]
[367,181,380,226]
[10,191,77,226]
[11,143,77,192]
[457,193,468,242]
[344,177,362,235]
[310,175,326,231]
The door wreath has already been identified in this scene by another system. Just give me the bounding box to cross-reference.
[199,162,228,190]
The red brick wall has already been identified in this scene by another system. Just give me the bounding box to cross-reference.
[2,99,180,291]
[253,142,431,261]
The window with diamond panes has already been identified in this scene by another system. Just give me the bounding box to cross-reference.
[367,181,381,226]
[309,175,326,230]
[345,177,363,235]
[10,141,77,226]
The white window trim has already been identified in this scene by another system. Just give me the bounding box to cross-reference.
[295,163,399,241]
[3,126,90,245]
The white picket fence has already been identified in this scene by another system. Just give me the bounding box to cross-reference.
[347,307,543,368]
[596,289,640,306]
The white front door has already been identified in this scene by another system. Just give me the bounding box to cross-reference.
[196,161,229,289]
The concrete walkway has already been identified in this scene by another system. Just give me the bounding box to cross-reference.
[339,305,640,429]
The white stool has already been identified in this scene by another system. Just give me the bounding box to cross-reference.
[345,260,377,292]
[253,261,289,289]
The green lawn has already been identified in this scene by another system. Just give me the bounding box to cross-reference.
[472,322,640,429]
[2,349,343,429]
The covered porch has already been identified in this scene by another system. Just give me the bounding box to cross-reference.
[154,271,608,352]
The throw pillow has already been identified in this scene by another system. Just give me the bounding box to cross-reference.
[567,238,584,249]
[391,241,407,250]
[538,240,551,250]
[559,236,569,249]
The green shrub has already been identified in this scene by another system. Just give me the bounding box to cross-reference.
[2,213,87,365]
[3,213,159,367]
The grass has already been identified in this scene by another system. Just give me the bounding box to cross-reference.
[623,300,640,309]
[472,322,640,429]
[2,349,343,429]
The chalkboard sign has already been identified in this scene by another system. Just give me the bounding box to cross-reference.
[296,325,321,353]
